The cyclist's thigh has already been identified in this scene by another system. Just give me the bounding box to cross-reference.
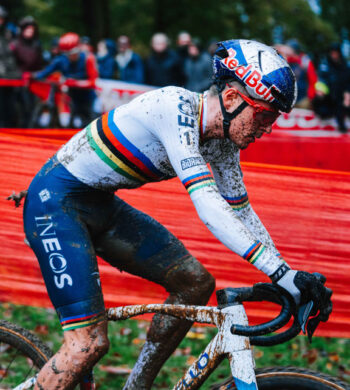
[94,195,191,285]
[23,159,105,331]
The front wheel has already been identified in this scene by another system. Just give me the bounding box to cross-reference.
[210,366,350,390]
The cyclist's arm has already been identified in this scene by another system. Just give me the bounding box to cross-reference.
[209,143,281,258]
[153,91,287,277]
[34,56,62,80]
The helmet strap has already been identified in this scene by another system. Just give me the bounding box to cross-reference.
[218,92,248,139]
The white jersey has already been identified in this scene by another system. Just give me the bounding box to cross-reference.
[57,87,285,276]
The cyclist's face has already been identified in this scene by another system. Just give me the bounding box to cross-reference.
[225,89,279,149]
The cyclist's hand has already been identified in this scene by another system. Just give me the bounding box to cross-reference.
[275,269,333,321]
[22,71,33,86]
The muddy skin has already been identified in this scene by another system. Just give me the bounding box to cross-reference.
[51,358,64,374]
[34,321,109,390]
[123,256,215,390]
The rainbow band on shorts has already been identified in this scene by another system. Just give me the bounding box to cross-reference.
[243,241,266,264]
[223,193,249,210]
[61,311,105,331]
[182,171,216,195]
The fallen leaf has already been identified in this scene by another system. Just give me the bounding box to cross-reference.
[186,331,205,340]
[35,324,49,335]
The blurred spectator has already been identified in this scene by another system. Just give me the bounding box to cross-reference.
[145,32,183,87]
[10,16,44,127]
[184,39,212,92]
[284,39,318,109]
[43,37,60,63]
[97,38,117,79]
[0,5,20,127]
[10,16,43,73]
[176,31,191,85]
[80,36,94,54]
[116,35,144,84]
[34,32,98,127]
[207,38,219,56]
[316,43,350,132]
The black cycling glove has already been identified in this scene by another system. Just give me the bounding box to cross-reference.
[271,265,333,340]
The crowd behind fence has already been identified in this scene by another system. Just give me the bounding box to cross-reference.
[0,7,350,132]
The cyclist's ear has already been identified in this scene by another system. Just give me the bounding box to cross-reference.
[222,87,239,109]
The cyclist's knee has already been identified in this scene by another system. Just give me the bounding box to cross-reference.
[164,256,215,304]
[63,320,109,366]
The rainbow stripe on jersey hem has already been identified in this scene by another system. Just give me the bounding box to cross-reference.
[61,311,105,331]
[86,110,164,183]
[182,171,215,194]
[223,193,249,210]
[243,241,266,264]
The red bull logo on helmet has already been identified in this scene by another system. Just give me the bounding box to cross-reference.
[221,48,275,102]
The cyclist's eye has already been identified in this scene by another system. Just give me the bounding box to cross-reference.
[255,111,280,125]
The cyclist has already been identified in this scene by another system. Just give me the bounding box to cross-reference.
[21,39,332,390]
[32,32,98,128]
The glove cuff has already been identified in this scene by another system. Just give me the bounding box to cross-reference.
[270,263,291,283]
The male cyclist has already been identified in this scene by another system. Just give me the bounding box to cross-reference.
[21,39,332,389]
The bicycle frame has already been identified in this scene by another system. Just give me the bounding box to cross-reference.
[108,303,258,390]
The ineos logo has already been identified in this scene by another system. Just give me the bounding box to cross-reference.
[49,253,67,273]
[35,215,73,290]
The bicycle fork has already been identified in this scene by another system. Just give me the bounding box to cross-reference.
[173,304,258,390]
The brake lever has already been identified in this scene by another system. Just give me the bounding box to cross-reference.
[306,315,322,343]
[297,300,314,334]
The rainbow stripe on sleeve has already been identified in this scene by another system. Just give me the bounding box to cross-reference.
[182,171,216,194]
[243,241,266,264]
[86,110,164,183]
[223,193,249,210]
[61,311,105,331]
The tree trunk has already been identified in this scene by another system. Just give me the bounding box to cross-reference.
[80,0,110,46]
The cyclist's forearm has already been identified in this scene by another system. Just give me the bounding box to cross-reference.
[191,190,288,277]
[234,204,280,257]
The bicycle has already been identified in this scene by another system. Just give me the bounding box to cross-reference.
[1,283,348,389]
[28,77,95,129]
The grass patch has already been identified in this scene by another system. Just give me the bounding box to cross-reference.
[0,303,349,389]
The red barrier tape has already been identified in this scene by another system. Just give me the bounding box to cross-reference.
[0,128,349,337]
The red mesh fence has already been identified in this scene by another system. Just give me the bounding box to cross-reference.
[0,128,349,337]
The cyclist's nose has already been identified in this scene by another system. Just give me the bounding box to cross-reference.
[263,124,273,134]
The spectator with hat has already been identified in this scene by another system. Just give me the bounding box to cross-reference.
[33,32,99,127]
[184,38,212,92]
[96,38,117,79]
[10,15,44,127]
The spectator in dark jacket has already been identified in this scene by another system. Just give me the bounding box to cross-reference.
[145,33,183,87]
[10,16,43,73]
[116,35,144,84]
[176,31,191,86]
[10,16,44,127]
[97,38,117,79]
[0,5,20,127]
[184,39,212,92]
[317,43,350,132]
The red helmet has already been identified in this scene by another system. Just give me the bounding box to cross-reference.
[59,32,80,53]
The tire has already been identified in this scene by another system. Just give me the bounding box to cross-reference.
[210,366,350,390]
[0,320,53,389]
